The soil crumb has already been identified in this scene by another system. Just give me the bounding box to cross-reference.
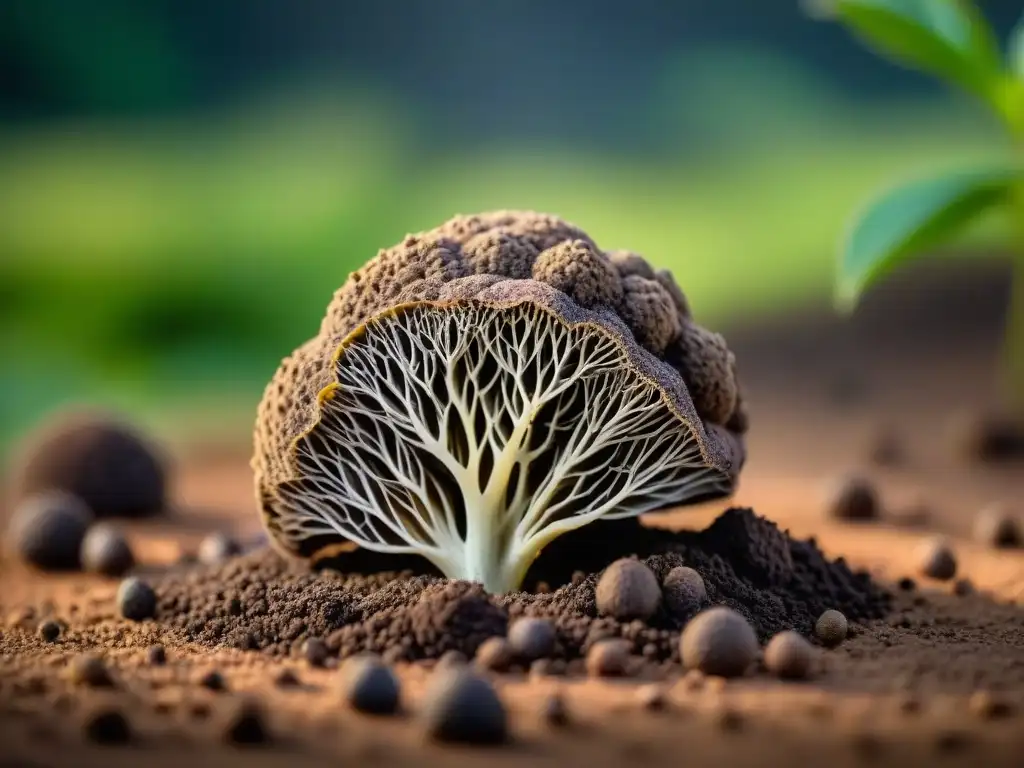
[154,508,889,662]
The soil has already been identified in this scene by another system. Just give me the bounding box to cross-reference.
[2,259,1024,767]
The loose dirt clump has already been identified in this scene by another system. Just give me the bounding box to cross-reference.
[149,508,888,664]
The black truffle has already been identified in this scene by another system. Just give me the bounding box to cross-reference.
[80,523,135,577]
[6,491,93,570]
[8,412,166,518]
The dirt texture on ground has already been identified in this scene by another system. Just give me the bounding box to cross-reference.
[1,259,1024,767]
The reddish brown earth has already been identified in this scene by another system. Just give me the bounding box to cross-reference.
[2,260,1023,767]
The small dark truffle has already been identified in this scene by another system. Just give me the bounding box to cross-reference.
[972,504,1022,549]
[224,700,269,745]
[679,607,758,678]
[662,566,707,614]
[814,610,848,647]
[475,637,513,672]
[916,537,957,581]
[585,639,631,678]
[6,491,93,570]
[199,670,227,692]
[763,631,816,680]
[69,654,113,687]
[542,691,569,726]
[824,475,880,521]
[507,617,556,661]
[341,655,400,715]
[968,690,1014,720]
[8,412,166,518]
[303,637,329,667]
[38,619,61,643]
[595,558,661,621]
[80,523,135,577]
[420,667,507,745]
[83,708,131,744]
[198,532,242,565]
[117,577,157,621]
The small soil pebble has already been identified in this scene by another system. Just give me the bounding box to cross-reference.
[968,690,1014,720]
[823,475,879,521]
[80,523,135,577]
[679,607,758,678]
[636,684,668,711]
[147,645,167,665]
[37,619,61,643]
[5,491,93,570]
[224,701,269,745]
[474,637,513,672]
[83,708,131,744]
[952,578,974,597]
[340,655,400,715]
[275,668,300,688]
[69,654,113,687]
[763,631,816,680]
[541,691,569,727]
[7,411,166,518]
[814,610,848,647]
[420,667,507,745]
[585,638,631,677]
[198,532,242,565]
[947,409,1024,462]
[117,576,157,621]
[507,617,556,660]
[595,558,662,621]
[302,637,329,667]
[972,504,1022,549]
[867,425,903,466]
[437,649,468,671]
[916,537,957,581]
[199,670,227,692]
[662,566,707,614]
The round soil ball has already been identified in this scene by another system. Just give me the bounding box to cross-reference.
[763,631,815,680]
[197,532,242,566]
[814,610,848,647]
[420,667,507,745]
[595,558,662,622]
[69,654,113,687]
[973,504,1021,549]
[823,475,879,521]
[679,607,758,678]
[585,639,631,677]
[916,537,957,581]
[80,524,135,577]
[507,617,556,661]
[117,577,157,621]
[341,655,400,715]
[474,637,513,673]
[6,491,93,570]
[83,708,131,744]
[8,412,166,518]
[662,566,707,614]
[38,619,62,643]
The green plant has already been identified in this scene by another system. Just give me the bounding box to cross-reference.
[824,0,1024,406]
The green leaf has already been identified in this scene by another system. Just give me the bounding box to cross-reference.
[836,167,1020,312]
[1011,13,1024,79]
[833,0,1003,104]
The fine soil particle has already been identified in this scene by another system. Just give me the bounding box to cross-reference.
[149,508,887,663]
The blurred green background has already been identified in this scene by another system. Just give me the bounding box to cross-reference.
[1,0,1021,453]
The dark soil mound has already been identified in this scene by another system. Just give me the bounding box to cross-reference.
[154,508,889,663]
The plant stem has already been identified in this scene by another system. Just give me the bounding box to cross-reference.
[1007,186,1024,416]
